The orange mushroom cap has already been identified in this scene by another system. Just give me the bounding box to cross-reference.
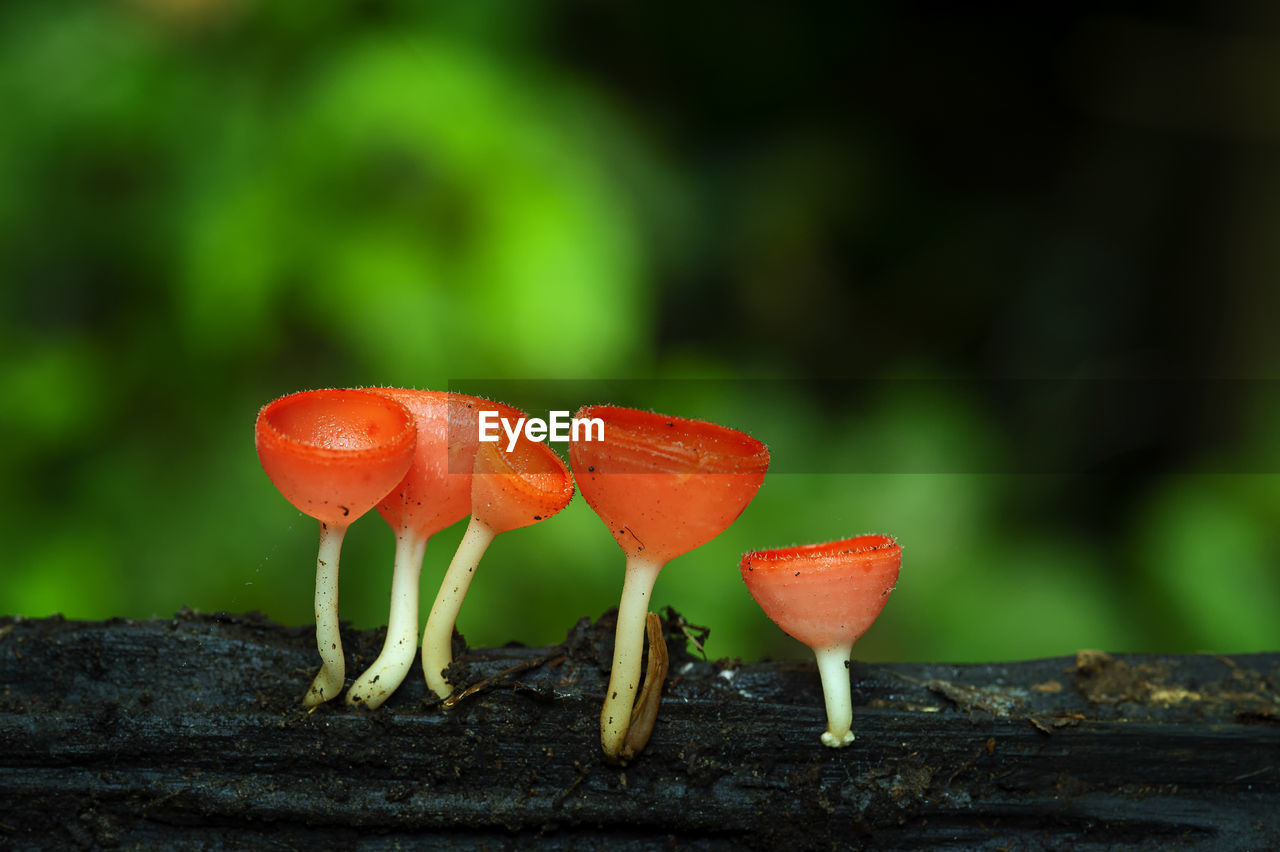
[739,535,901,649]
[569,405,769,564]
[255,389,416,528]
[471,435,574,535]
[368,390,523,540]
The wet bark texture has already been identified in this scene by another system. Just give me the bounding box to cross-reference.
[1,610,1277,850]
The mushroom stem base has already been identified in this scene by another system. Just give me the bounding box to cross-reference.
[303,522,347,708]
[346,530,429,709]
[813,643,856,748]
[423,517,496,700]
[600,555,665,763]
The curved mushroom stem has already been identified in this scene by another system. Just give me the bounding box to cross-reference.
[422,516,496,700]
[346,530,429,709]
[813,642,856,748]
[303,521,348,707]
[600,555,665,763]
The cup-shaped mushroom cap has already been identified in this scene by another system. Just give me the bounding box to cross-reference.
[569,405,769,564]
[368,390,511,539]
[740,535,900,650]
[472,437,574,534]
[256,389,416,528]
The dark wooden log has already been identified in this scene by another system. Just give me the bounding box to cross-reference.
[1,610,1277,850]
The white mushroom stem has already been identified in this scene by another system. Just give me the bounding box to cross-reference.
[600,555,665,762]
[303,521,348,707]
[346,530,429,709]
[422,516,496,700]
[813,642,856,748]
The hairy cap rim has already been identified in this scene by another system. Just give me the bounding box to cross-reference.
[740,535,900,573]
[256,388,417,463]
[570,404,769,474]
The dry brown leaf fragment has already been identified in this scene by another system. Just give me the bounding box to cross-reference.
[620,613,669,763]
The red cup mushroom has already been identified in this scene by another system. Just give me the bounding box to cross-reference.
[739,535,901,747]
[344,390,504,709]
[569,405,769,762]
[255,389,416,706]
[422,420,575,699]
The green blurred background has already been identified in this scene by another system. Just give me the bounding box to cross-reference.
[1,1,1277,664]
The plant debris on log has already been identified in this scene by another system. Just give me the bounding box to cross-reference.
[1,610,1277,850]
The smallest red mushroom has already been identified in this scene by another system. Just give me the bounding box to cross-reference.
[740,535,901,748]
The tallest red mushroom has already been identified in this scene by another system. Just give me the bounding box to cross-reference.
[344,389,487,710]
[570,405,769,762]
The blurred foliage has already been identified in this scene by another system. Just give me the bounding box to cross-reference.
[1,1,1277,666]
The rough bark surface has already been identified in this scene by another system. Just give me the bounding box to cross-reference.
[1,610,1277,850]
